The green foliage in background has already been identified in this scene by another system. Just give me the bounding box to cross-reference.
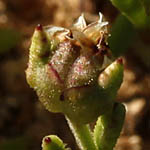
[109,0,150,58]
[108,15,136,57]
[110,0,150,29]
[141,0,150,15]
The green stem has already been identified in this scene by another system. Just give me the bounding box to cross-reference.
[66,116,98,150]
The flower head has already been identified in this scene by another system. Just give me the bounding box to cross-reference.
[26,13,123,124]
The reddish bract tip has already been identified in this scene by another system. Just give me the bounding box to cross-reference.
[117,57,123,64]
[36,24,43,31]
[44,137,51,144]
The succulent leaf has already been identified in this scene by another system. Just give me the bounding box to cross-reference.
[94,103,126,150]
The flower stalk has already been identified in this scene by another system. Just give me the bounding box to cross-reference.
[66,116,98,150]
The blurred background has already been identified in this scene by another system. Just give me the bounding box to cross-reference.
[0,0,150,150]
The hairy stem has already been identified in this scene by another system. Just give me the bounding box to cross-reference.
[66,116,97,150]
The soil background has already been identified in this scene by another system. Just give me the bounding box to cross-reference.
[0,0,150,150]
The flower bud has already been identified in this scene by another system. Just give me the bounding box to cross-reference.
[26,13,124,124]
[42,135,66,150]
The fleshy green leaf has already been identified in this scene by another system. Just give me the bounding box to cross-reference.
[94,103,126,150]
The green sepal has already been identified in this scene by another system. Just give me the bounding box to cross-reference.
[29,26,51,66]
[98,58,124,99]
[26,26,51,88]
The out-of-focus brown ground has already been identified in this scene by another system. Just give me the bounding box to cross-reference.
[0,0,150,150]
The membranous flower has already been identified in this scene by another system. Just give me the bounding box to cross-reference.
[26,13,123,124]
